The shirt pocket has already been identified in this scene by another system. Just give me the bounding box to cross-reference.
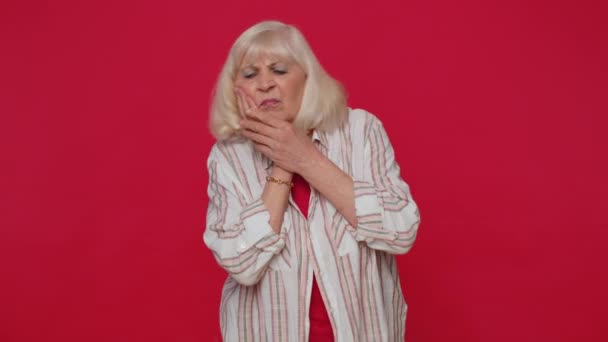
[337,230,359,256]
[333,213,359,257]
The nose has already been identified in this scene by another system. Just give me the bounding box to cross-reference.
[256,72,276,92]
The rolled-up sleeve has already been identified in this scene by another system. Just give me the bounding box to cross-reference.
[347,117,421,255]
[204,147,287,286]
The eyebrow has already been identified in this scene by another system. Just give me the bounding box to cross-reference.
[241,61,287,70]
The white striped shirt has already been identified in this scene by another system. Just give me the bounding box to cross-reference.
[204,108,421,341]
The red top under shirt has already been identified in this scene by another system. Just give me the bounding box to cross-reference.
[291,173,334,341]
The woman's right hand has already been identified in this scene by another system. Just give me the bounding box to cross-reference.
[234,87,293,179]
[234,87,260,120]
[234,87,320,176]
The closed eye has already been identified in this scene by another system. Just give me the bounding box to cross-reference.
[243,71,256,79]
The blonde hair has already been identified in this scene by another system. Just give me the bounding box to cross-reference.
[209,20,347,140]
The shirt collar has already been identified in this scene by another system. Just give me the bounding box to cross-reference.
[311,128,328,149]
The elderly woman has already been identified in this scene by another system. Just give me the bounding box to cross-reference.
[204,21,420,342]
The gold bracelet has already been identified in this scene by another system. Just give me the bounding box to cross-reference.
[266,175,293,187]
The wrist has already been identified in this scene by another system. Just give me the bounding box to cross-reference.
[299,148,324,180]
[271,165,293,181]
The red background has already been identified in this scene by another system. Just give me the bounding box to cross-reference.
[1,0,607,341]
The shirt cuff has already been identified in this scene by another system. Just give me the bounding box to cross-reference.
[238,198,287,255]
[351,180,399,242]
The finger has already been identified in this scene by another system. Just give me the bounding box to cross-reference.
[234,88,246,117]
[240,119,277,138]
[236,88,253,118]
[241,93,260,120]
[250,110,286,128]
[244,94,257,112]
[252,143,274,160]
[241,128,276,148]
[241,92,284,128]
[242,91,255,116]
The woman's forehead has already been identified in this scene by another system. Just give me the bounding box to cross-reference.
[240,52,294,68]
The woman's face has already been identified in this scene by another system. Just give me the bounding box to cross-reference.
[234,54,306,122]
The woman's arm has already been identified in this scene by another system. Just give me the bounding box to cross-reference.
[262,166,293,233]
[240,110,420,255]
[299,150,358,226]
[304,116,420,255]
[204,146,289,286]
